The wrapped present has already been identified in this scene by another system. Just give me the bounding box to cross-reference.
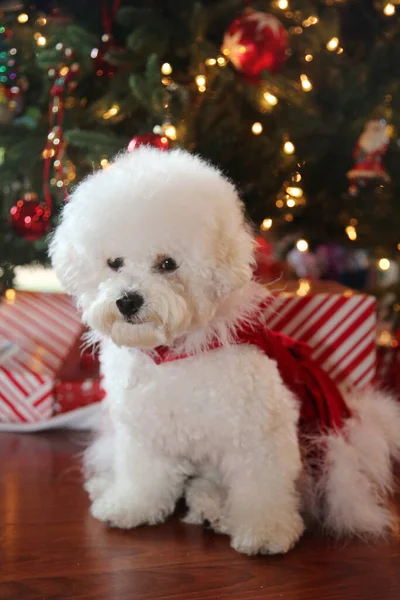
[0,291,98,423]
[264,280,376,391]
[54,335,105,414]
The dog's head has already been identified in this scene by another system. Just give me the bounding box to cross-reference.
[50,149,255,349]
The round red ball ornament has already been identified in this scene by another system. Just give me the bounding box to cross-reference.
[127,134,171,152]
[9,192,51,241]
[222,11,289,79]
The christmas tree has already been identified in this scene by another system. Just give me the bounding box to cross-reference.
[1,0,400,323]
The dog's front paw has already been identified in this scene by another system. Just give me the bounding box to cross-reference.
[90,487,174,529]
[84,474,112,502]
[231,513,305,556]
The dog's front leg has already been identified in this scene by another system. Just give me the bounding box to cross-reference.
[225,440,304,555]
[90,429,187,529]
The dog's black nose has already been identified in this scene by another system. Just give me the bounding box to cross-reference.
[116,292,144,318]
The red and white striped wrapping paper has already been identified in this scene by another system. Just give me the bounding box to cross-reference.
[0,291,83,423]
[264,281,376,391]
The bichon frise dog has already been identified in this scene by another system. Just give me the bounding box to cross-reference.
[50,148,400,555]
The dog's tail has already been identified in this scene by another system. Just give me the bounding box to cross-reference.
[305,387,400,537]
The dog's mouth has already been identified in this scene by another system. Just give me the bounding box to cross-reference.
[124,315,149,325]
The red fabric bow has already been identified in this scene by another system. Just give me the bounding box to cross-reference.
[148,311,351,435]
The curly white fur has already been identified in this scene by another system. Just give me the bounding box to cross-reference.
[50,148,400,555]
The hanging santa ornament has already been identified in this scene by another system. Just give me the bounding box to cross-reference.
[92,0,122,78]
[127,133,171,152]
[9,192,51,241]
[221,11,289,80]
[347,119,391,194]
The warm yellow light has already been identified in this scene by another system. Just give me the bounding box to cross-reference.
[337,47,344,55]
[37,35,47,46]
[161,63,173,75]
[252,122,263,135]
[56,180,63,188]
[384,3,395,16]
[261,218,272,231]
[164,125,177,140]
[296,239,309,252]
[222,48,230,56]
[379,258,391,270]
[284,140,295,154]
[308,16,319,25]
[195,75,206,87]
[378,330,392,346]
[277,0,289,9]
[18,13,29,23]
[198,85,206,93]
[5,288,16,302]
[59,66,69,77]
[345,225,357,241]
[100,158,109,168]
[305,54,313,62]
[217,56,227,66]
[264,92,278,106]
[297,279,311,297]
[397,243,400,251]
[37,17,47,26]
[285,213,294,222]
[327,37,339,51]
[276,199,284,208]
[287,186,303,198]
[300,74,312,91]
[103,104,119,119]
[42,148,55,159]
[205,58,217,66]
[287,198,296,208]
[293,172,302,182]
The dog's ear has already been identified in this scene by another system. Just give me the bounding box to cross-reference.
[211,217,256,298]
[49,201,84,296]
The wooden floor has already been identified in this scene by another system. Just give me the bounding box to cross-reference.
[1,432,400,600]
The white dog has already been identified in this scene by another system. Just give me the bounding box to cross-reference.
[50,148,400,555]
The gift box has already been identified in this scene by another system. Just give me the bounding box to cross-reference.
[265,280,377,391]
[0,291,102,423]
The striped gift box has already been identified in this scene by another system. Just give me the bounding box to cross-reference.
[0,291,83,423]
[264,280,376,390]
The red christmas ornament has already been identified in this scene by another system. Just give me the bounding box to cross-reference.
[127,134,171,152]
[222,11,289,79]
[92,40,120,78]
[9,192,51,241]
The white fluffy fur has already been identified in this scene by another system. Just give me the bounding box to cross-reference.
[50,148,400,555]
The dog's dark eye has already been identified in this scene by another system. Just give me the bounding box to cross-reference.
[156,257,178,273]
[107,257,124,271]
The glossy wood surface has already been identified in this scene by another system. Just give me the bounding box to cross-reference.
[1,432,399,599]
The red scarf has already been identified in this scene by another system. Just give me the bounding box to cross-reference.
[147,311,351,436]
